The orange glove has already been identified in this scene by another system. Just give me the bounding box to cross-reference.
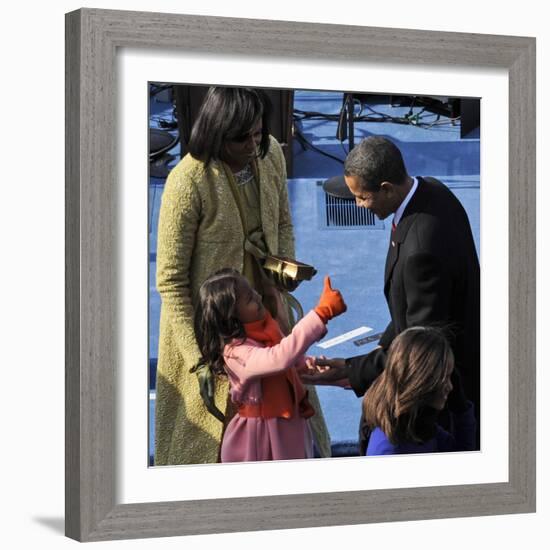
[314,276,347,323]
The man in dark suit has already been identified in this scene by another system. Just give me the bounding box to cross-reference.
[303,136,480,450]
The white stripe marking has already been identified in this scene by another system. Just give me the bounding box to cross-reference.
[317,326,372,349]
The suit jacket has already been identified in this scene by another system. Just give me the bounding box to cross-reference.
[348,177,480,420]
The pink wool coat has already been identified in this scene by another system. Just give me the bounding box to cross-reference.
[221,311,327,462]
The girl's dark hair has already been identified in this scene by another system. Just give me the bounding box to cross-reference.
[187,87,272,166]
[194,268,247,374]
[363,326,454,444]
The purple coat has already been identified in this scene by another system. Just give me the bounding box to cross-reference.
[366,402,476,455]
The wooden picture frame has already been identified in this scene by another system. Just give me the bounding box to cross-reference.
[65,8,536,542]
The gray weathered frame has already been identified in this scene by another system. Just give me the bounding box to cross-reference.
[65,8,536,542]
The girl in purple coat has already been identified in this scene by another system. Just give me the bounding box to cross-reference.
[195,268,346,462]
[364,327,476,455]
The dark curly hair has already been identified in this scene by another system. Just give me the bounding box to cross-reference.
[194,268,247,375]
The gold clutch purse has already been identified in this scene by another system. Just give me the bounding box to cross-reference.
[263,256,317,291]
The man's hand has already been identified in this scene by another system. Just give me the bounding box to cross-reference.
[300,356,350,386]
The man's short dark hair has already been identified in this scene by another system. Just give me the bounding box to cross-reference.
[187,87,272,166]
[344,136,408,191]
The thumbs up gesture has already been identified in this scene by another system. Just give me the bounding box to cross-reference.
[314,276,347,323]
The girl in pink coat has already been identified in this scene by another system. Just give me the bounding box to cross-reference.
[194,268,346,462]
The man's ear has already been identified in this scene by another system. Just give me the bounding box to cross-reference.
[379,181,394,196]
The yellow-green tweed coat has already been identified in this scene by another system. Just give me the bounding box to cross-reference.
[155,136,331,465]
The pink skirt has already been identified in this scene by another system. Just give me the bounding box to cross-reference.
[220,414,314,462]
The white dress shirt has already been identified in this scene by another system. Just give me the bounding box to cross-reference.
[393,176,418,227]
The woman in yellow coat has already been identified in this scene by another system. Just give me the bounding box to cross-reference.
[155,87,331,465]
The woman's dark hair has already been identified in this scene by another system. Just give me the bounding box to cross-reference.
[344,136,407,191]
[187,87,272,166]
[363,326,454,444]
[194,268,247,374]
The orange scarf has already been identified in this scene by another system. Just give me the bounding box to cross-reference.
[240,312,314,419]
